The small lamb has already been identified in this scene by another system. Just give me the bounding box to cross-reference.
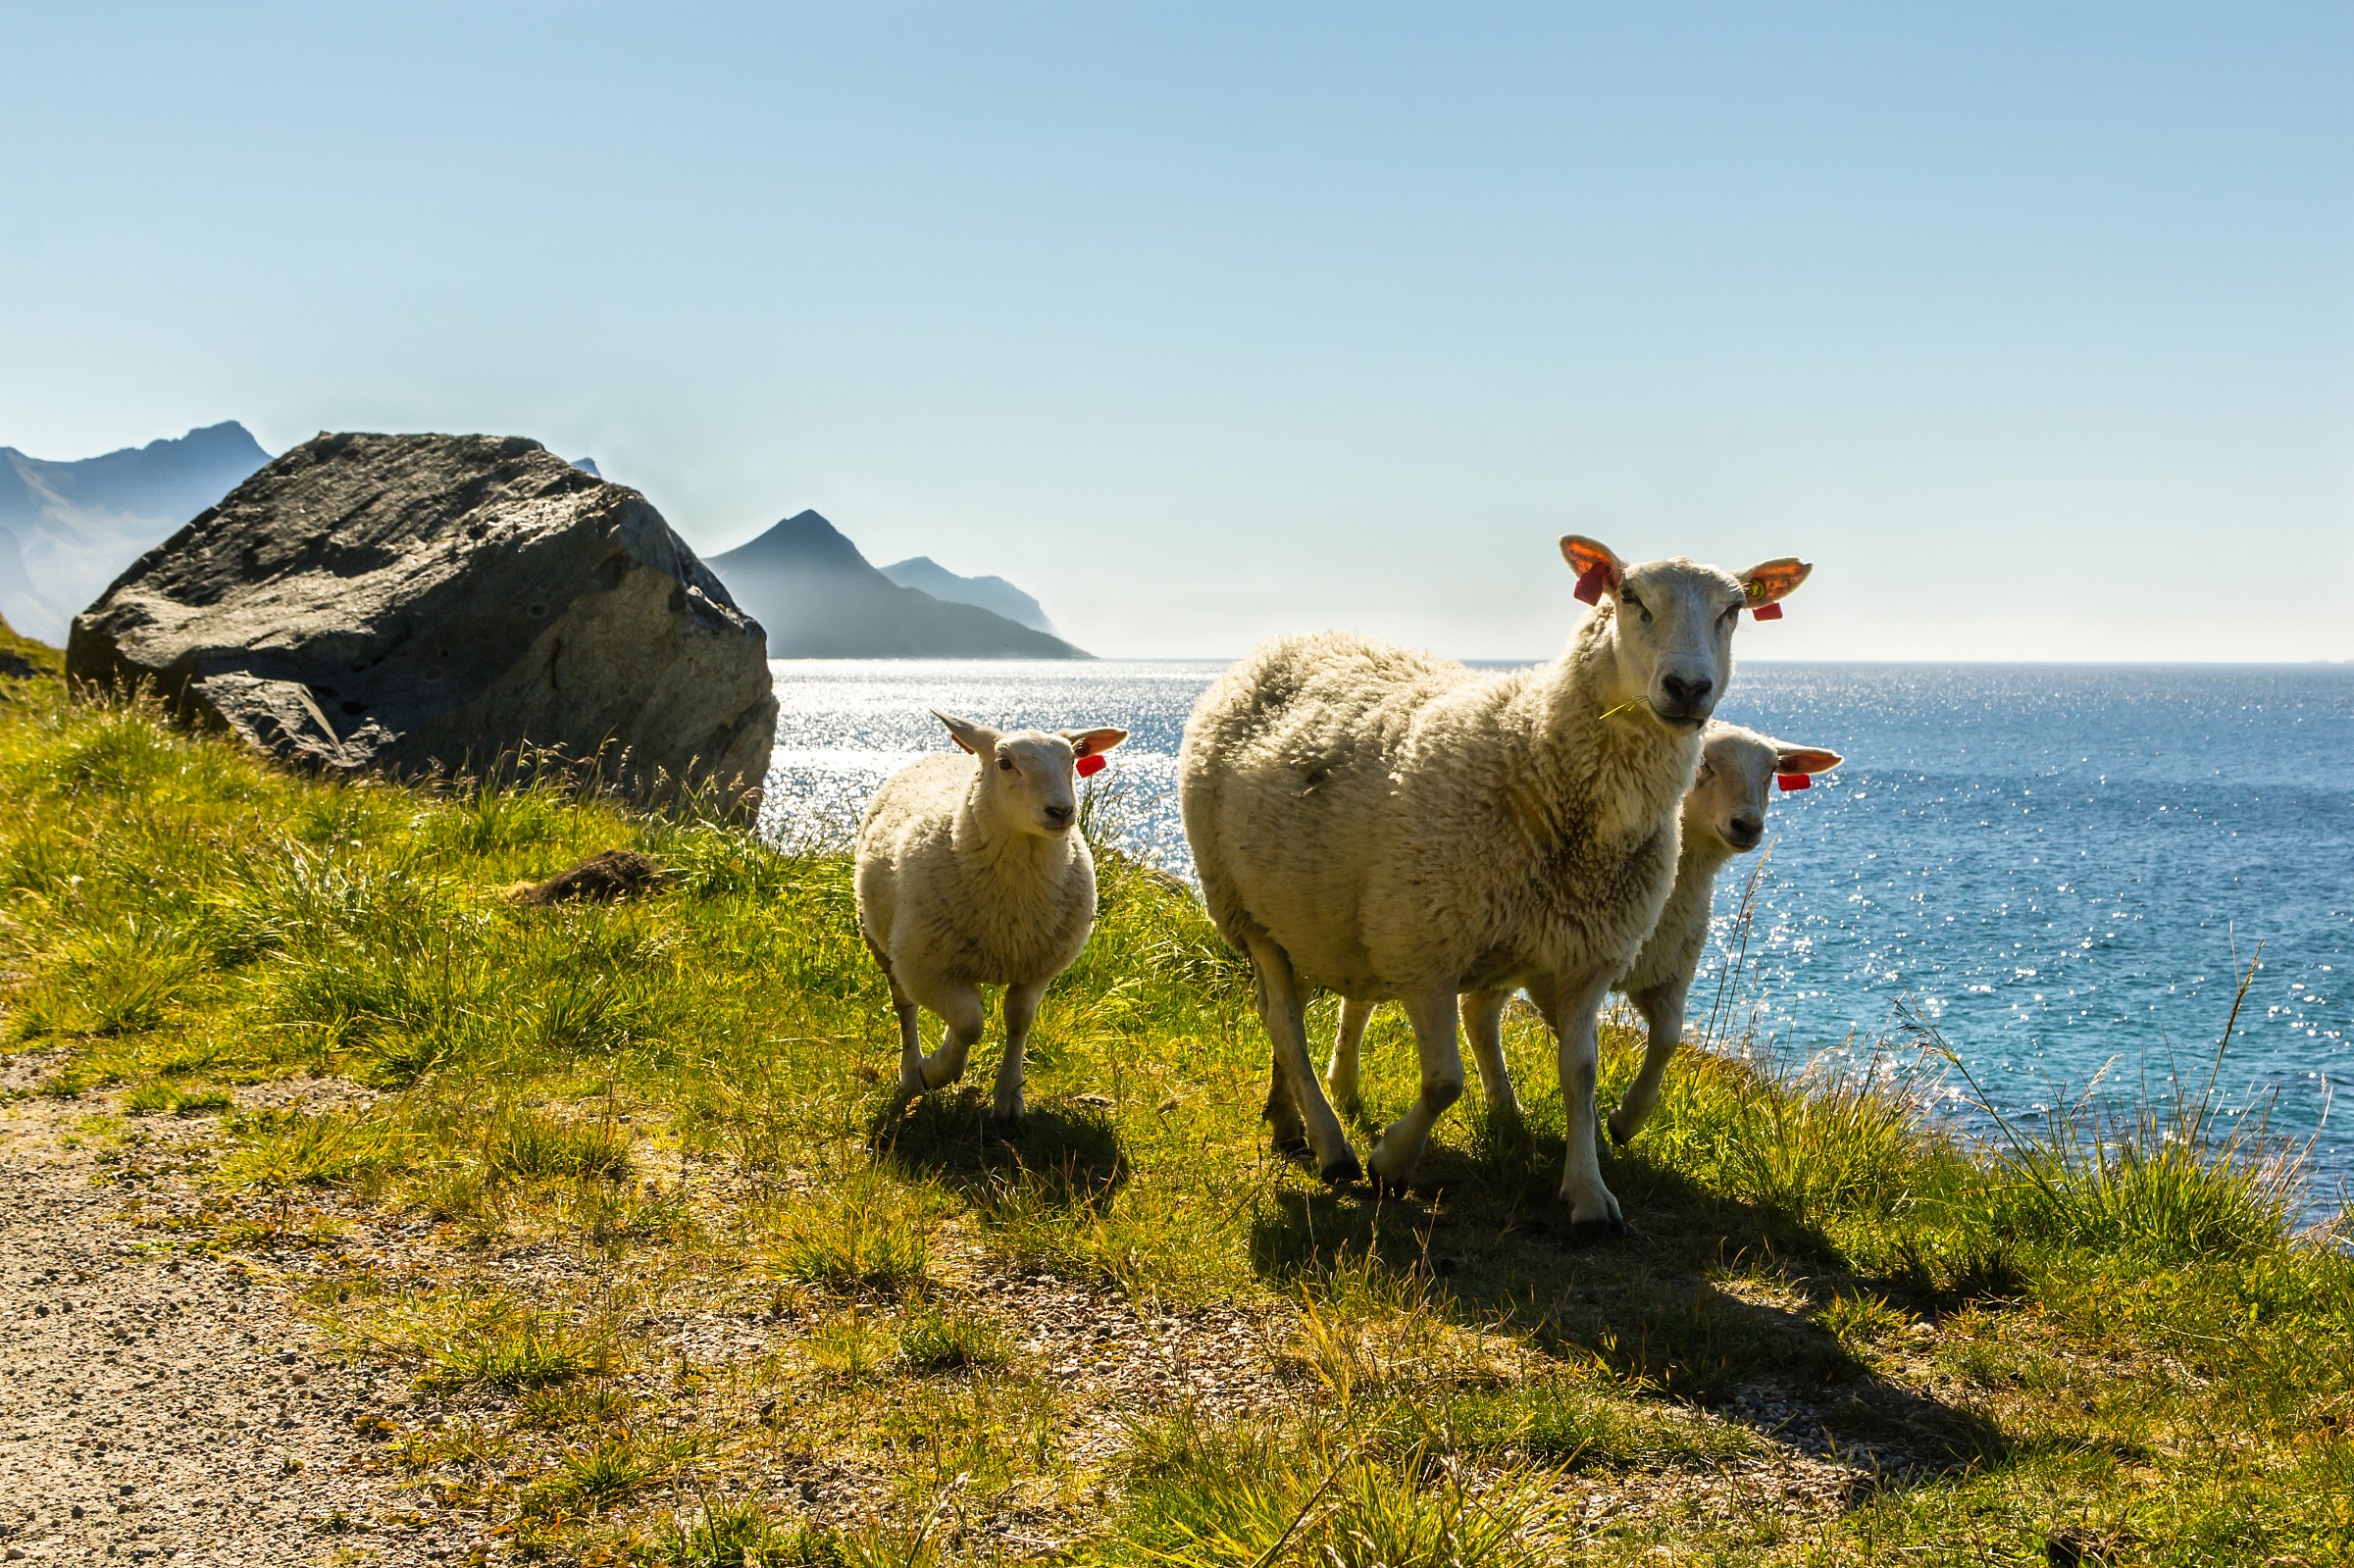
[1319,722,1842,1143]
[855,710,1128,1120]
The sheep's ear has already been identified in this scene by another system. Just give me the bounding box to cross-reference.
[1738,558,1813,608]
[1059,728,1129,758]
[932,710,998,756]
[1560,536,1625,605]
[1774,746,1841,775]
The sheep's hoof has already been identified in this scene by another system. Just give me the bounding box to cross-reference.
[1567,1215,1631,1244]
[896,1072,926,1101]
[1368,1169,1415,1200]
[991,1100,1026,1126]
[1607,1102,1653,1146]
[1269,1134,1314,1164]
[1318,1152,1364,1187]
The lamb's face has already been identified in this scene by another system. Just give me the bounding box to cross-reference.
[1685,728,1780,852]
[1683,723,1842,854]
[981,731,1086,837]
[1561,538,1814,733]
[929,711,1131,839]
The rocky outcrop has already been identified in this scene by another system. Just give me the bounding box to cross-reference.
[66,432,777,816]
[0,609,53,683]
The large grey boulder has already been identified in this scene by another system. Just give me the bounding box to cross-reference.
[66,432,777,816]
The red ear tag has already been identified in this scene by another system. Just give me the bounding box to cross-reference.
[1075,754,1106,778]
[1573,565,1611,605]
[1776,772,1811,791]
[1752,602,1783,621]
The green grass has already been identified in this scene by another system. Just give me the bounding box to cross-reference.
[3,670,2351,1564]
[393,1292,618,1391]
[894,1301,1011,1373]
[1101,1416,1575,1568]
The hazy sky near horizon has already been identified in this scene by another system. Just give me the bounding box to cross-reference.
[5,4,2349,661]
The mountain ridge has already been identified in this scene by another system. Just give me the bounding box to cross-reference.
[879,555,1059,635]
[1,421,273,641]
[709,511,1087,659]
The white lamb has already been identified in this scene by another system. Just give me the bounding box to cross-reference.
[1318,722,1842,1145]
[855,711,1128,1120]
[1178,535,1809,1234]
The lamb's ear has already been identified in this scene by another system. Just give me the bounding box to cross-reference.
[1738,557,1813,609]
[1774,746,1841,775]
[1059,728,1129,758]
[932,710,998,756]
[1560,536,1625,605]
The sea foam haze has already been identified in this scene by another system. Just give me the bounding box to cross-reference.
[760,659,2353,1195]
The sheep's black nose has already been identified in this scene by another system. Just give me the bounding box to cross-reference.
[1044,802,1075,827]
[1726,814,1763,848]
[1658,673,1714,714]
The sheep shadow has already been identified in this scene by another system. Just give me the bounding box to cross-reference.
[1248,1127,2007,1485]
[866,1088,1129,1209]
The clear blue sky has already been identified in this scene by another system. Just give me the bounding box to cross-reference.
[5,3,2348,660]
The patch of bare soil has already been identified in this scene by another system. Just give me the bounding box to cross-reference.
[0,1054,472,1567]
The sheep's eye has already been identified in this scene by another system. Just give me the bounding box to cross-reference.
[1718,605,1740,628]
[997,756,1014,772]
[1620,588,1644,612]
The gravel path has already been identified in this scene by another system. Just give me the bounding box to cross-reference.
[0,1056,472,1567]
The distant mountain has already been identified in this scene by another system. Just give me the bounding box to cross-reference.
[709,511,1088,659]
[571,457,601,478]
[0,421,273,642]
[880,555,1059,635]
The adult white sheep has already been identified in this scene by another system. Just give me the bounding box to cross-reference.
[1319,722,1843,1145]
[856,711,1128,1120]
[1178,536,1808,1234]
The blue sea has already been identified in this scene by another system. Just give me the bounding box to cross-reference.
[758,659,2354,1200]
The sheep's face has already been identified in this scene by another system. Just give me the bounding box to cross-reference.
[932,712,1130,837]
[1684,723,1842,854]
[1561,538,1813,733]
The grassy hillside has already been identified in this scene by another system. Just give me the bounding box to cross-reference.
[1,661,2347,1566]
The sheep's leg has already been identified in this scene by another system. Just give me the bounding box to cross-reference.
[1458,989,1522,1117]
[917,981,987,1090]
[1326,997,1375,1114]
[994,979,1047,1122]
[1534,966,1626,1237]
[1608,981,1688,1146]
[1363,986,1465,1193]
[1246,934,1361,1186]
[889,976,926,1099]
[1262,1053,1308,1154]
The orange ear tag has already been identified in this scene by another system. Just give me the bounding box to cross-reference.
[1573,565,1612,605]
[1753,602,1783,621]
[1776,772,1811,791]
[1076,754,1106,778]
